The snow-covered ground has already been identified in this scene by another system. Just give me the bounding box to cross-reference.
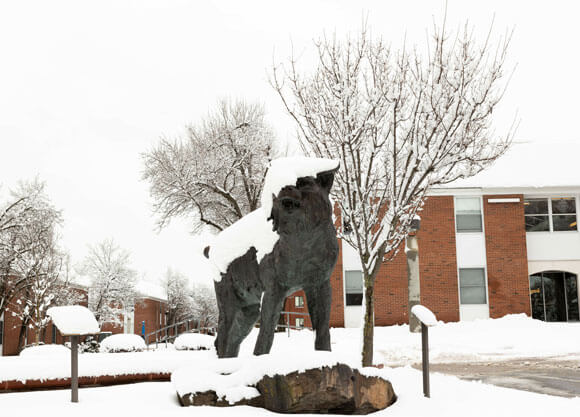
[1,315,579,415]
[1,365,578,416]
[1,314,579,383]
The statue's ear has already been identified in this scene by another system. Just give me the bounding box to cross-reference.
[316,168,338,193]
[203,246,210,259]
[267,194,280,232]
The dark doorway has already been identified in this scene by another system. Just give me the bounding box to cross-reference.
[529,271,580,322]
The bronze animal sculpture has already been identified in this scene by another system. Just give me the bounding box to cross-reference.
[205,162,339,358]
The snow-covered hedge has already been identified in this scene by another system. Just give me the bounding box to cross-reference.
[174,333,215,351]
[100,334,146,353]
[20,344,70,357]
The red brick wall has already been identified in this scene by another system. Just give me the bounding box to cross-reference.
[372,196,460,325]
[483,195,531,318]
[417,196,461,322]
[283,290,312,328]
[134,298,166,338]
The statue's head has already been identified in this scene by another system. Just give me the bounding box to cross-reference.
[269,169,337,235]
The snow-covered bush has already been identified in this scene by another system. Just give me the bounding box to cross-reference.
[79,336,100,353]
[20,344,70,357]
[174,333,215,351]
[100,334,146,353]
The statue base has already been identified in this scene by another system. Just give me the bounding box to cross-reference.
[176,363,397,414]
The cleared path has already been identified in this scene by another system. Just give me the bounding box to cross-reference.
[415,357,580,398]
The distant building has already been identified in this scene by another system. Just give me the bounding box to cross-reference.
[0,280,168,356]
[285,142,580,327]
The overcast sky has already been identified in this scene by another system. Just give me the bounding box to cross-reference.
[1,0,579,286]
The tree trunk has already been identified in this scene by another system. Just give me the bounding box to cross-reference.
[361,273,375,367]
[18,317,29,351]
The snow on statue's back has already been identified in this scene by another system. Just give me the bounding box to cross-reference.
[47,305,100,335]
[206,156,340,281]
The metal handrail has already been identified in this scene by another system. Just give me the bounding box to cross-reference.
[144,310,311,348]
[144,318,215,347]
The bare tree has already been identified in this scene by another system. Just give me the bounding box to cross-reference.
[272,22,514,366]
[162,268,193,325]
[142,99,279,233]
[191,283,218,329]
[0,179,50,320]
[81,239,137,326]
[1,180,71,347]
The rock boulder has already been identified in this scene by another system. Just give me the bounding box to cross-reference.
[177,364,396,414]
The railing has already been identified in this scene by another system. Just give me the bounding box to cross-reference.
[144,310,311,348]
[276,311,312,334]
[144,318,215,348]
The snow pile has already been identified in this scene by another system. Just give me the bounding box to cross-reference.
[19,344,70,357]
[362,313,580,365]
[171,351,352,404]
[174,333,215,351]
[205,208,278,281]
[46,305,100,335]
[100,334,146,353]
[260,156,339,216]
[206,156,339,281]
[411,305,437,327]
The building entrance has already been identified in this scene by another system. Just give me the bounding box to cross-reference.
[529,271,579,322]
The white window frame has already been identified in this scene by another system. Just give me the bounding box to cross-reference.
[453,195,490,319]
[454,196,484,233]
[458,267,488,304]
[524,195,579,233]
[295,317,305,328]
[344,270,363,306]
[294,295,304,308]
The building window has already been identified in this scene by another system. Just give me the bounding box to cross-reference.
[345,270,363,306]
[459,268,487,304]
[295,317,305,328]
[525,197,577,232]
[294,295,304,308]
[455,197,483,233]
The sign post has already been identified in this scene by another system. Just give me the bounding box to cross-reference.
[410,304,437,398]
[46,306,100,404]
[71,335,79,402]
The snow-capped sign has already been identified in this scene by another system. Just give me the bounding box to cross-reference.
[260,156,339,217]
[46,305,100,336]
[411,305,437,327]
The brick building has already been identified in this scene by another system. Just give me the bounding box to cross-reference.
[0,281,168,356]
[284,142,580,328]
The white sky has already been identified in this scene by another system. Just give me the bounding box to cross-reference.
[1,0,579,286]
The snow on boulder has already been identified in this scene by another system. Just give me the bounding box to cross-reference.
[411,305,437,327]
[205,156,339,281]
[47,305,100,335]
[174,333,215,351]
[100,334,146,353]
[19,344,70,357]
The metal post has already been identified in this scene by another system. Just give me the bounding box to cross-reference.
[421,323,430,398]
[71,335,79,403]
